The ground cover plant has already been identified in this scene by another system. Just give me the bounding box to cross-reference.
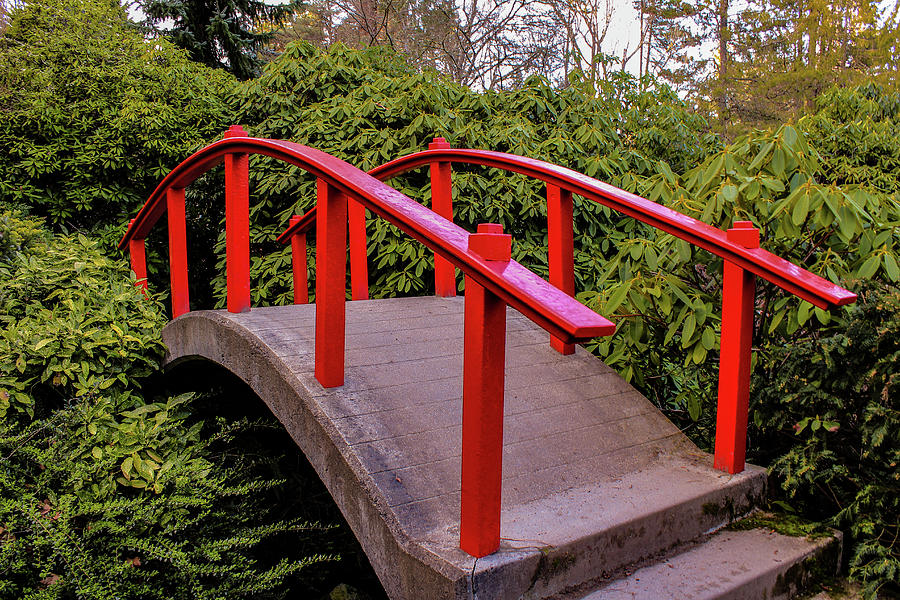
[0,210,355,598]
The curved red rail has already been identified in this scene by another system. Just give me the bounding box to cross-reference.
[118,136,612,343]
[361,148,855,310]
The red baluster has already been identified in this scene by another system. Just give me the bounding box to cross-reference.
[224,125,250,313]
[429,137,456,297]
[128,220,148,297]
[713,221,759,474]
[166,187,190,318]
[547,184,575,354]
[348,199,369,300]
[289,215,309,305]
[314,179,347,388]
[460,223,511,558]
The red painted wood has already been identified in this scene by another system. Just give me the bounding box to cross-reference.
[348,199,369,300]
[315,179,347,388]
[289,215,309,305]
[368,148,856,310]
[225,147,251,313]
[713,221,759,474]
[166,187,190,318]
[128,224,148,296]
[460,224,511,557]
[120,139,856,310]
[467,223,511,261]
[276,207,317,242]
[547,184,575,355]
[429,137,456,297]
[117,136,616,342]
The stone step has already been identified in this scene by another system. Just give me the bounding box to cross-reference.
[568,524,842,600]
[466,457,766,600]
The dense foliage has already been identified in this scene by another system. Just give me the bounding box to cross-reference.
[219,41,716,309]
[0,0,232,234]
[139,0,298,80]
[0,210,338,598]
[753,281,900,597]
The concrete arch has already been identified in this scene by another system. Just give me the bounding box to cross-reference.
[159,298,771,600]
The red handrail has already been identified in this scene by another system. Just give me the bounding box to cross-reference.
[118,134,612,343]
[370,148,856,309]
[276,139,858,478]
[278,147,855,309]
[120,127,615,558]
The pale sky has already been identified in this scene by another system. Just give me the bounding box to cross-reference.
[604,0,644,74]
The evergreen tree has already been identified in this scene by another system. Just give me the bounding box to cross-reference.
[138,0,298,80]
[725,0,889,124]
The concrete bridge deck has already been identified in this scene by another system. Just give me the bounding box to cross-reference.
[161,296,831,599]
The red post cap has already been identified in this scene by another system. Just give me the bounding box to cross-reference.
[468,223,512,262]
[429,136,452,150]
[224,125,248,139]
[727,220,760,249]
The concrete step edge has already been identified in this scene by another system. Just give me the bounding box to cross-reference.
[561,524,842,600]
[465,462,768,600]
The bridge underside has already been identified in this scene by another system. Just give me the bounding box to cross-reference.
[162,297,770,599]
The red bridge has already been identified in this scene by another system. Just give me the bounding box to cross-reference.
[119,126,854,599]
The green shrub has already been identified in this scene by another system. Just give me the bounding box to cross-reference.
[0,393,336,599]
[0,0,233,233]
[801,84,900,194]
[210,42,717,308]
[0,211,166,418]
[0,211,336,598]
[752,281,899,599]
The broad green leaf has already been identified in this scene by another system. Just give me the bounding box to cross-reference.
[681,314,696,347]
[701,327,716,350]
[721,184,738,204]
[792,191,809,226]
[688,395,701,421]
[857,254,881,279]
[606,282,632,313]
[884,253,899,281]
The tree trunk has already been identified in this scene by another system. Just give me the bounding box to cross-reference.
[717,0,729,133]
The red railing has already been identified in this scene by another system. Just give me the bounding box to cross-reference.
[118,126,615,558]
[277,136,857,479]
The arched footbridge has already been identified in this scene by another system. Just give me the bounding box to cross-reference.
[120,127,855,600]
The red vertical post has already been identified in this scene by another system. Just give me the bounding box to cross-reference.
[547,184,575,355]
[224,126,250,313]
[348,199,369,300]
[314,179,347,388]
[713,221,759,474]
[460,223,511,558]
[166,187,190,318]
[429,137,456,297]
[289,216,309,305]
[128,222,148,297]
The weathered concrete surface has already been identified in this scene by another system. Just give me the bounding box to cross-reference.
[162,297,767,600]
[576,527,842,600]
